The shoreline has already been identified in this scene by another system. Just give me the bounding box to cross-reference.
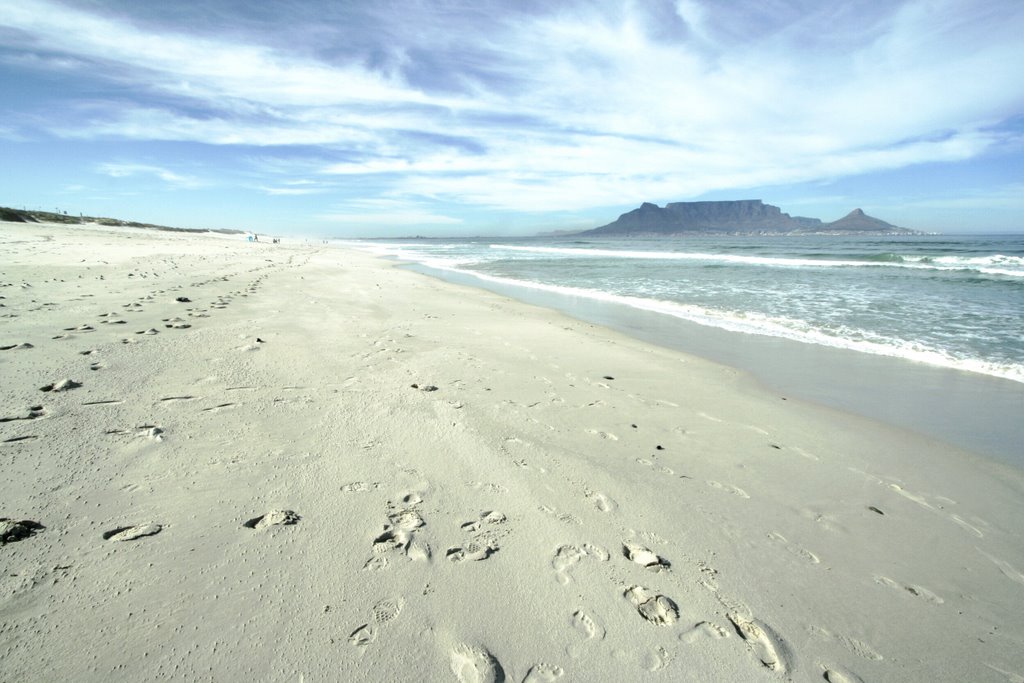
[406,261,1024,468]
[3,222,1023,682]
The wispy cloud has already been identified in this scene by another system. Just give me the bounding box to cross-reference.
[891,183,1024,210]
[3,0,1024,227]
[258,180,329,196]
[96,162,203,189]
[0,125,28,142]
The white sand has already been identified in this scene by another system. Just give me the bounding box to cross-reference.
[2,221,1023,682]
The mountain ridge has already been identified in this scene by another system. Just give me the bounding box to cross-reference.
[579,200,917,236]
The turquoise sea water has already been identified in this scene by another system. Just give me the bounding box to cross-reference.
[354,234,1024,385]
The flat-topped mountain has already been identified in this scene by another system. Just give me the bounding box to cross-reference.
[580,200,914,236]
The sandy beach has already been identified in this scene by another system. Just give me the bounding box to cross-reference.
[2,221,1023,682]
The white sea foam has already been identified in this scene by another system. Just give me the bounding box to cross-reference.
[350,242,484,269]
[351,240,1024,384]
[489,245,1024,277]
[475,272,1024,383]
[903,254,1024,278]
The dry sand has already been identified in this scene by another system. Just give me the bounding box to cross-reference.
[1,221,1023,682]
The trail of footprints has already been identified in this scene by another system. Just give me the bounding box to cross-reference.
[544,529,870,678]
[2,262,291,447]
[0,256,924,682]
[3,258,305,484]
[354,490,571,681]
[364,490,512,569]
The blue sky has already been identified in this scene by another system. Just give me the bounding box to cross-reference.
[2,0,1023,236]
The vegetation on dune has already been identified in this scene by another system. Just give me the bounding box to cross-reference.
[0,206,244,235]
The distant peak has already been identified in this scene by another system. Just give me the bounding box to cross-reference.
[848,208,866,217]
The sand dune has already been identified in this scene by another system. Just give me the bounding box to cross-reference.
[2,221,1023,681]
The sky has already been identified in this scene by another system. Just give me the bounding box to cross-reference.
[2,0,1023,237]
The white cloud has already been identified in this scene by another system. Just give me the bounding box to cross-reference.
[5,0,1024,219]
[0,125,28,141]
[96,162,203,188]
[1,1,459,110]
[893,183,1024,210]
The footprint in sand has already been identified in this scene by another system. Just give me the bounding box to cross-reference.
[460,510,506,532]
[624,586,679,626]
[949,513,985,538]
[808,625,883,662]
[824,666,866,683]
[0,405,47,423]
[977,549,1024,587]
[706,480,750,499]
[103,523,162,541]
[362,556,388,571]
[727,614,791,673]
[373,507,430,562]
[539,506,582,526]
[451,510,507,562]
[767,532,820,564]
[873,575,943,604]
[641,647,672,672]
[40,378,81,392]
[342,481,379,493]
[623,541,671,571]
[523,663,565,681]
[585,490,617,513]
[449,643,505,683]
[571,609,606,641]
[552,544,610,585]
[680,621,729,644]
[446,542,496,563]
[373,597,404,624]
[467,481,508,495]
[567,609,606,659]
[349,624,378,653]
[1,519,45,544]
[243,509,300,530]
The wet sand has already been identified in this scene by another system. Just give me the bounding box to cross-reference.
[412,263,1024,466]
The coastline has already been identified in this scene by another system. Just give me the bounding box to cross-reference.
[2,222,1023,682]
[405,261,1024,467]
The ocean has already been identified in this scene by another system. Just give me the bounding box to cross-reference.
[355,233,1024,385]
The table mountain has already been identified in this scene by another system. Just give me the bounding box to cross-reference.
[580,200,913,236]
